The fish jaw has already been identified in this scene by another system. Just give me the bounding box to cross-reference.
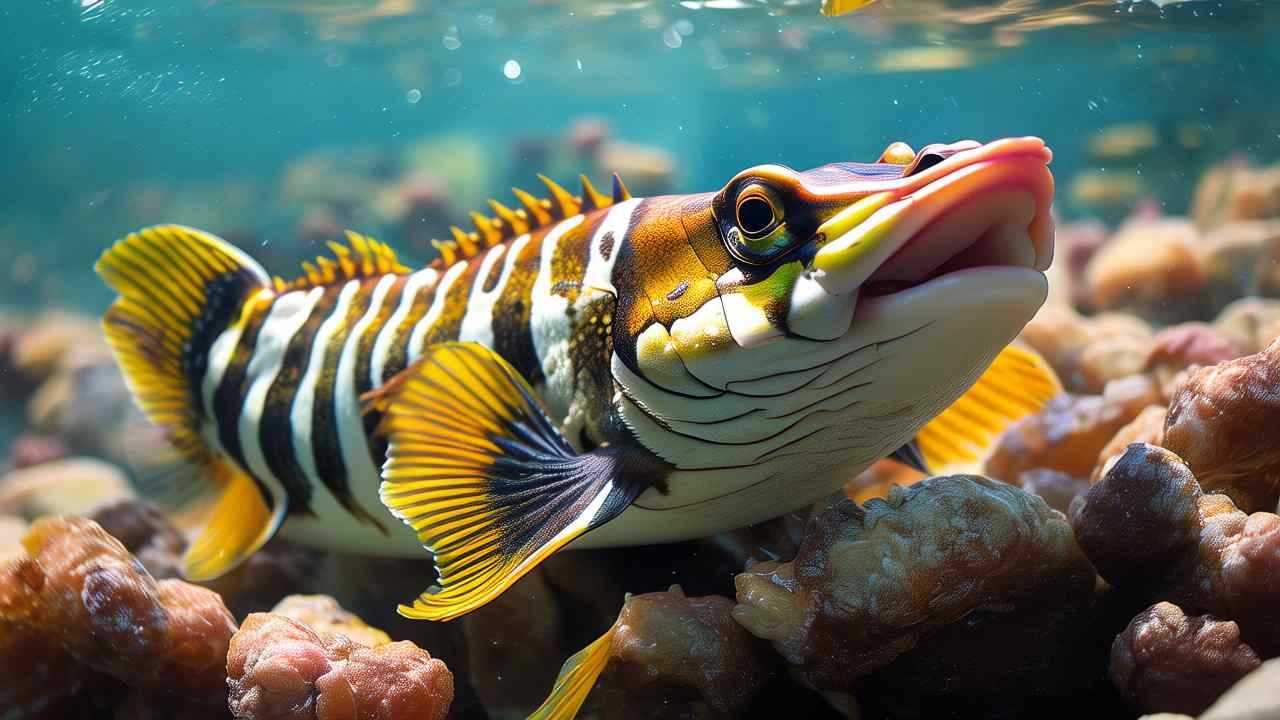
[806,137,1054,300]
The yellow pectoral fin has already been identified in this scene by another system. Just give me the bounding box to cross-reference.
[916,342,1062,472]
[377,342,656,622]
[181,458,287,581]
[528,624,618,720]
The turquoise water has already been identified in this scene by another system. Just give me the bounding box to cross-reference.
[2,0,1277,310]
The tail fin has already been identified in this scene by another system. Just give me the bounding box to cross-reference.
[96,225,287,580]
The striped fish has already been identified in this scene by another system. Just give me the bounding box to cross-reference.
[98,136,1060,719]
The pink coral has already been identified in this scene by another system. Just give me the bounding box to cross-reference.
[227,612,453,720]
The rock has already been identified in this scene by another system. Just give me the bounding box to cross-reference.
[0,457,133,519]
[733,477,1095,692]
[226,612,453,720]
[1201,658,1280,720]
[1083,218,1207,323]
[1164,338,1280,512]
[1213,297,1280,354]
[1072,443,1280,654]
[0,517,237,712]
[271,594,392,649]
[984,374,1162,484]
[1110,602,1260,716]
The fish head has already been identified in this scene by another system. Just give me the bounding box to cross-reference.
[614,137,1054,474]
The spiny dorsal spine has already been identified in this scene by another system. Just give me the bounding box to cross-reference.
[428,173,630,270]
[275,231,410,292]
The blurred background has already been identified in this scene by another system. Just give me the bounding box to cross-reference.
[2,0,1277,312]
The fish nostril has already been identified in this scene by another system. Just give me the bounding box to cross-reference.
[909,153,946,176]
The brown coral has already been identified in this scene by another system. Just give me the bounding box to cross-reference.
[1164,338,1280,512]
[1073,443,1280,654]
[1213,297,1280,354]
[0,516,236,714]
[591,588,777,718]
[1017,305,1153,394]
[733,477,1095,691]
[1083,218,1207,323]
[1110,602,1259,716]
[984,374,1161,484]
[226,612,453,720]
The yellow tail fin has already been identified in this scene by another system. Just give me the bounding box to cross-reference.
[97,225,286,580]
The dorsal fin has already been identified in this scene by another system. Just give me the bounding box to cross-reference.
[276,230,410,291]
[426,173,628,271]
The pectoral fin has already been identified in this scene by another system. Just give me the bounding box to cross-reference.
[916,342,1061,471]
[377,342,656,622]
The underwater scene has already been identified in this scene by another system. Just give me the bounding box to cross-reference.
[3,0,1280,718]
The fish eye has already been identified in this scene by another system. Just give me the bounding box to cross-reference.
[735,185,782,238]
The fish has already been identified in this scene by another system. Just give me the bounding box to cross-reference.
[96,136,1059,719]
[820,0,879,17]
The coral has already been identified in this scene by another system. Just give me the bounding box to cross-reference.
[0,517,236,714]
[1212,297,1280,354]
[984,374,1161,484]
[1143,323,1246,379]
[272,594,391,649]
[1191,158,1280,230]
[1072,443,1280,654]
[0,457,134,520]
[1163,338,1280,512]
[592,587,778,719]
[1018,305,1152,394]
[226,612,453,720]
[1083,218,1206,323]
[1197,221,1280,312]
[1015,468,1089,513]
[733,477,1095,692]
[1092,404,1166,482]
[1109,602,1259,716]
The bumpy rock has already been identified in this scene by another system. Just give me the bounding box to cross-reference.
[1143,323,1247,381]
[1018,305,1154,394]
[0,457,134,519]
[590,587,777,719]
[0,517,236,714]
[1015,468,1089,513]
[1164,338,1280,512]
[733,477,1095,691]
[984,374,1161,484]
[226,612,453,720]
[1083,219,1207,323]
[271,595,392,649]
[1213,297,1280,354]
[1092,405,1166,483]
[1073,443,1280,653]
[1191,158,1280,230]
[1110,602,1260,716]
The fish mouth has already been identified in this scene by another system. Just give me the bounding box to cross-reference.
[808,136,1055,300]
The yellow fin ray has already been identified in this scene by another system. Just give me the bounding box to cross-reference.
[377,342,653,622]
[916,342,1062,471]
[528,624,617,720]
[97,225,287,580]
